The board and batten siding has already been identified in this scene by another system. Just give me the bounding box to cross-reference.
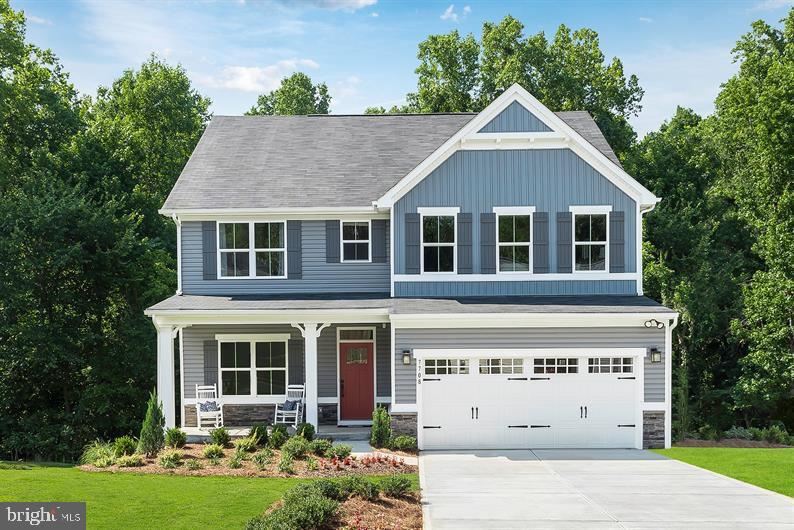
[182,324,391,401]
[393,149,637,295]
[181,220,390,295]
[394,327,665,405]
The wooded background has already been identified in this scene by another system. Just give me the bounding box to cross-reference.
[1,1,791,460]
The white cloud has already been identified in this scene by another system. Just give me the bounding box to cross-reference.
[307,0,377,12]
[371,11,379,17]
[623,45,737,137]
[26,14,54,26]
[638,16,653,23]
[199,59,320,92]
[463,5,471,15]
[440,4,458,22]
[750,0,793,11]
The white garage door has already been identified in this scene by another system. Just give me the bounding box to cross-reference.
[418,355,641,450]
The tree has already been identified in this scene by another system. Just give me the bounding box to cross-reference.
[137,390,165,457]
[246,72,330,116]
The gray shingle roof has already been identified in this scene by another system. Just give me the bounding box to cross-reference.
[162,111,621,211]
[146,294,674,315]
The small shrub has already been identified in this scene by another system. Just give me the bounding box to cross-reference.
[389,435,418,452]
[113,435,137,457]
[763,425,789,444]
[80,440,115,465]
[724,426,753,440]
[202,443,225,459]
[370,406,391,447]
[380,474,411,497]
[281,436,310,459]
[306,457,318,471]
[277,453,295,474]
[250,423,269,446]
[697,425,720,441]
[325,444,352,459]
[94,456,115,468]
[295,422,315,441]
[208,456,220,466]
[311,478,344,500]
[116,454,144,468]
[185,459,203,471]
[228,452,244,469]
[137,390,165,457]
[165,427,187,448]
[268,427,288,449]
[339,475,379,500]
[159,449,183,469]
[233,436,259,453]
[210,427,231,447]
[252,448,273,470]
[308,438,332,456]
[748,427,765,441]
[246,490,338,530]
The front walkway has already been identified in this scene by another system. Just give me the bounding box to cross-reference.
[419,449,794,529]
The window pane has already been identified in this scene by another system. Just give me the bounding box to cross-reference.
[575,245,590,271]
[499,246,513,272]
[343,242,369,261]
[342,222,368,241]
[220,343,235,367]
[423,216,439,243]
[236,342,250,368]
[438,216,455,243]
[221,251,249,277]
[591,245,606,270]
[254,223,284,249]
[423,246,439,272]
[236,372,250,395]
[591,215,607,241]
[257,370,286,395]
[574,215,590,242]
[220,223,248,249]
[438,246,454,272]
[221,371,236,395]
[499,216,514,243]
[515,215,531,243]
[256,251,284,277]
[270,342,286,366]
[513,245,530,271]
[340,329,373,340]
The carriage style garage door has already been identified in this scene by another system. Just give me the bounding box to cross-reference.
[416,350,644,450]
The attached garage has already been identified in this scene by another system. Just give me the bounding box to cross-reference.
[416,349,645,450]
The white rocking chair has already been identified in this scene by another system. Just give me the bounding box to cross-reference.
[195,384,224,429]
[274,385,305,427]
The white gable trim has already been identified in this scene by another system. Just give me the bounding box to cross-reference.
[375,84,659,208]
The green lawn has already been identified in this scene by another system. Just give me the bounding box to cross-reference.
[653,448,794,497]
[0,463,419,529]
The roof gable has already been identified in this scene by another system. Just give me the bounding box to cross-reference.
[479,101,552,133]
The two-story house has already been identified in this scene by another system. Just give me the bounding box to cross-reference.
[145,84,678,450]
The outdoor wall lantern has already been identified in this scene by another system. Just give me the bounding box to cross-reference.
[649,347,662,363]
[644,319,665,329]
[402,350,412,365]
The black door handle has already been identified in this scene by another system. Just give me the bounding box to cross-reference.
[585,406,588,418]
[471,407,474,419]
[476,407,479,419]
[580,406,583,418]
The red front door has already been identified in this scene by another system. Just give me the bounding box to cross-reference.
[339,341,374,421]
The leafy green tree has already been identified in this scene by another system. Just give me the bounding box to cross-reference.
[247,72,330,115]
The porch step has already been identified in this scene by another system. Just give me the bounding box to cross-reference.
[317,426,371,442]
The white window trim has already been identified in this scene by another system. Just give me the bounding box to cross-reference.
[570,207,610,273]
[494,206,535,274]
[216,220,288,280]
[217,337,289,398]
[419,208,458,274]
[340,219,372,263]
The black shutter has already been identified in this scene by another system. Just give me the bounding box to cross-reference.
[287,220,302,279]
[203,340,218,388]
[202,221,217,280]
[372,219,387,263]
[457,213,472,274]
[325,220,340,263]
[288,337,305,385]
[609,211,625,273]
[533,212,549,273]
[557,212,573,273]
[405,213,420,274]
[480,213,496,274]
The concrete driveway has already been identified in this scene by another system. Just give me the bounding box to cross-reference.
[419,449,794,529]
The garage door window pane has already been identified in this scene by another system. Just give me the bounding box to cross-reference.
[588,357,632,374]
[480,358,522,374]
[425,358,468,375]
[533,358,578,374]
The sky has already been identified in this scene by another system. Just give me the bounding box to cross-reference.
[12,0,794,136]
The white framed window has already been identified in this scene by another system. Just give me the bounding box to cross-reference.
[533,358,579,374]
[419,207,458,273]
[570,206,610,272]
[588,357,633,374]
[479,358,523,375]
[217,334,289,397]
[217,221,287,279]
[495,207,534,273]
[340,220,371,262]
[425,359,469,375]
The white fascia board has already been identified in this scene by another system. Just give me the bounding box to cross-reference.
[389,312,679,329]
[214,333,291,342]
[412,348,647,359]
[146,309,391,327]
[376,84,659,208]
[159,206,390,222]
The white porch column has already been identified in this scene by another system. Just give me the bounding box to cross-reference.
[292,322,330,428]
[156,324,176,429]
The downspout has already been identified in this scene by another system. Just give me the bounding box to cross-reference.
[172,214,182,295]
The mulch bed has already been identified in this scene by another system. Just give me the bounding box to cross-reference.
[80,444,416,478]
[329,493,422,530]
[676,438,791,448]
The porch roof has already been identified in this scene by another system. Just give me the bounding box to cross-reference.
[145,293,674,315]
